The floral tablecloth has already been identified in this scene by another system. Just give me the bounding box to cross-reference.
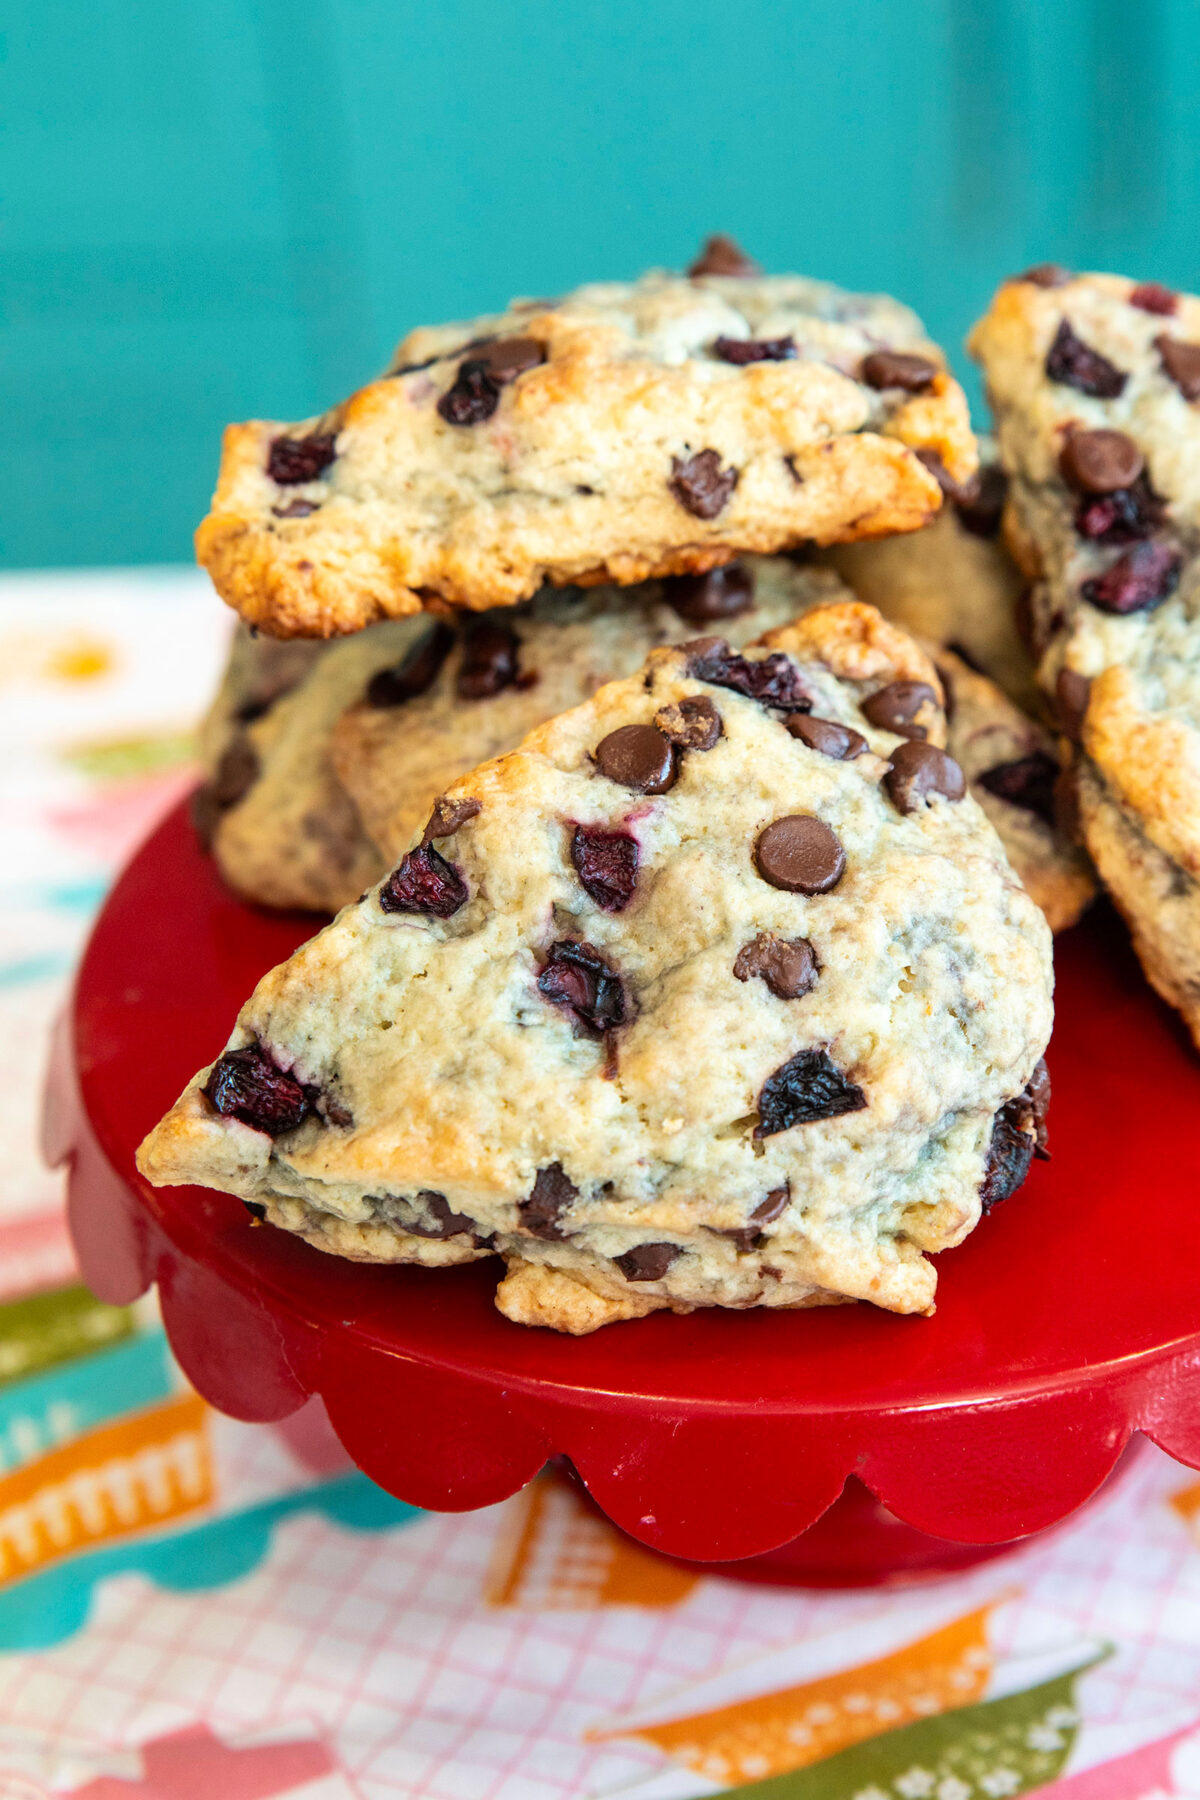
[2,568,1200,1800]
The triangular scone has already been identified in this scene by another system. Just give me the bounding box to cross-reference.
[196,243,975,638]
[138,601,1052,1335]
[970,267,1200,1045]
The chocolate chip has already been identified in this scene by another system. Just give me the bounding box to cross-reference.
[421,796,481,843]
[755,816,846,894]
[571,826,639,911]
[785,715,867,760]
[614,1243,679,1281]
[457,618,520,699]
[861,680,939,740]
[1017,263,1073,287]
[713,335,796,364]
[979,1091,1040,1214]
[471,336,545,384]
[755,1049,866,1137]
[860,351,938,393]
[1155,334,1200,401]
[663,564,755,624]
[1044,320,1127,398]
[379,844,468,917]
[654,695,722,751]
[711,1185,791,1252]
[1080,541,1181,615]
[210,737,260,807]
[243,1201,267,1222]
[403,1192,476,1239]
[204,1044,310,1136]
[1055,668,1092,738]
[687,234,761,278]
[733,933,817,999]
[538,940,627,1034]
[977,751,1059,825]
[593,724,677,793]
[272,498,317,519]
[669,450,739,519]
[1059,429,1144,495]
[519,1164,577,1240]
[954,464,1008,538]
[437,360,500,426]
[366,622,455,707]
[1073,474,1164,544]
[685,639,812,712]
[884,741,966,814]
[1131,281,1178,315]
[267,433,337,485]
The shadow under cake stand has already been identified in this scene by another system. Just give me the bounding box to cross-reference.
[43,799,1200,1587]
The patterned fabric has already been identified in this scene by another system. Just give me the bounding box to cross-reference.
[3,570,1200,1799]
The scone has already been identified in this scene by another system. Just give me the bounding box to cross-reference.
[196,237,976,637]
[970,266,1200,1043]
[138,602,1053,1334]
[818,444,1037,711]
[935,646,1094,933]
[196,560,853,913]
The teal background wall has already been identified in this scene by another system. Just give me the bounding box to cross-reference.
[7,0,1200,568]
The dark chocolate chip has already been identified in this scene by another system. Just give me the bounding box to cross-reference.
[1044,320,1127,398]
[366,621,455,707]
[471,336,546,384]
[1080,541,1181,615]
[1059,429,1144,495]
[711,1185,791,1252]
[404,1191,476,1239]
[614,1243,679,1281]
[663,563,755,624]
[594,724,677,793]
[1055,667,1092,738]
[861,680,939,740]
[755,1049,867,1136]
[860,351,938,393]
[884,741,966,814]
[1155,334,1200,401]
[914,449,958,496]
[977,750,1060,825]
[519,1164,577,1240]
[267,433,337,485]
[654,695,722,751]
[979,1080,1044,1213]
[571,825,639,911]
[243,1201,267,1222]
[1073,473,1164,544]
[379,843,468,917]
[1017,263,1073,287]
[685,639,812,712]
[688,235,761,278]
[203,1044,310,1136]
[754,815,846,894]
[669,450,739,519]
[210,737,260,807]
[538,939,627,1034]
[437,360,500,426]
[713,335,796,364]
[785,715,867,760]
[1131,281,1178,315]
[733,933,817,999]
[421,795,481,843]
[457,617,520,699]
[954,463,1008,538]
[272,498,318,519]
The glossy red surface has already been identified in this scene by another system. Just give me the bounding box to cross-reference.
[47,799,1200,1574]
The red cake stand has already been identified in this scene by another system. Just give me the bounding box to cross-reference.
[43,800,1200,1587]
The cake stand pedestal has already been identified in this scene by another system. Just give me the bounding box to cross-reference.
[42,801,1200,1587]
